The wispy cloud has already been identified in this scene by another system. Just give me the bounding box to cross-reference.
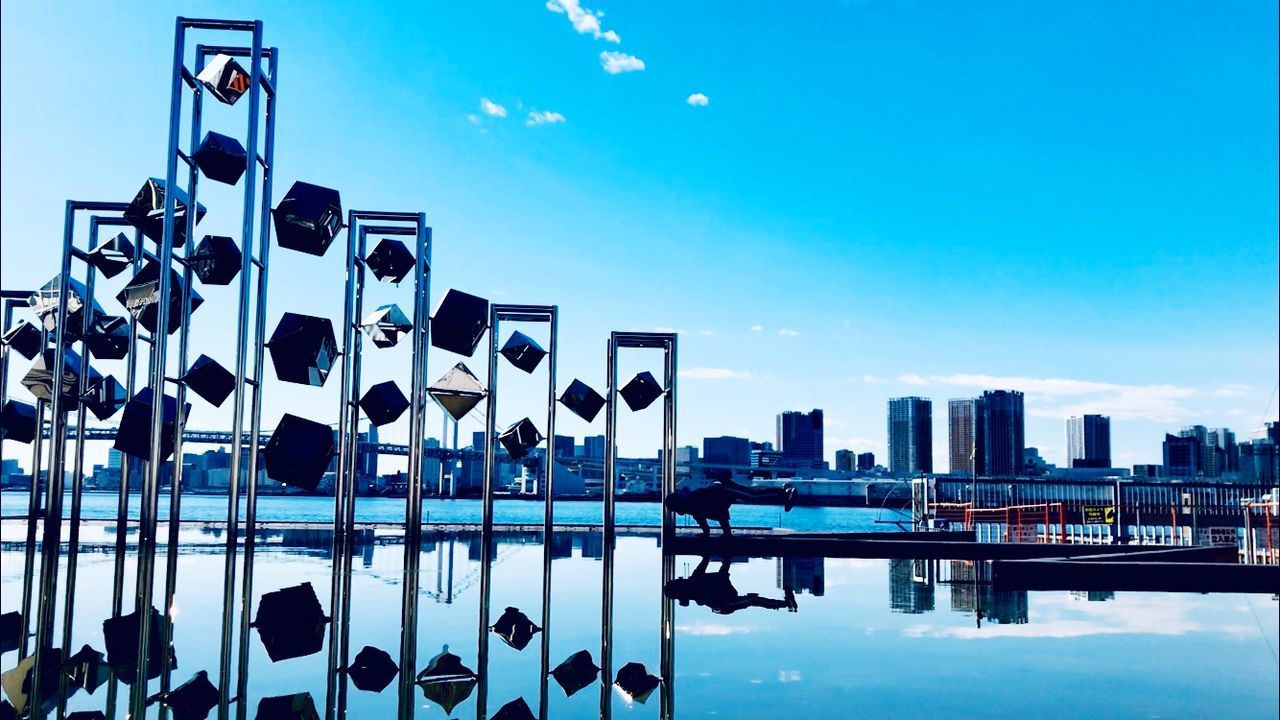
[525,110,566,126]
[679,368,753,380]
[686,92,709,107]
[894,373,1196,422]
[479,98,507,117]
[675,623,753,636]
[546,0,621,42]
[862,374,885,383]
[750,325,764,332]
[466,114,482,125]
[1211,383,1252,398]
[778,328,800,337]
[601,51,645,74]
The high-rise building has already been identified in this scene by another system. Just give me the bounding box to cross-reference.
[856,452,875,471]
[1163,433,1201,478]
[703,436,751,467]
[583,435,606,459]
[776,409,823,470]
[675,446,698,464]
[553,435,575,459]
[948,398,982,477]
[834,450,854,473]
[1132,464,1162,478]
[888,397,932,475]
[980,390,1024,478]
[1066,415,1111,468]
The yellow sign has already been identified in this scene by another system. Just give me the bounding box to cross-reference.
[1083,506,1115,525]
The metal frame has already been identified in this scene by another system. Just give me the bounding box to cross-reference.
[474,303,559,718]
[600,331,677,720]
[323,212,432,720]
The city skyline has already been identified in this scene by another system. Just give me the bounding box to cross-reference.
[1,2,1276,471]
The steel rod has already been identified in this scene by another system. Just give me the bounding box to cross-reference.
[538,307,558,720]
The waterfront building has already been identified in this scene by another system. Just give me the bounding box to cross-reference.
[948,398,982,477]
[1066,414,1111,468]
[583,434,606,460]
[777,556,825,596]
[834,449,853,472]
[553,434,575,459]
[1163,433,1201,478]
[703,436,750,467]
[856,452,875,471]
[777,409,824,470]
[887,397,932,475]
[980,390,1025,478]
[675,446,698,464]
[1132,464,1162,478]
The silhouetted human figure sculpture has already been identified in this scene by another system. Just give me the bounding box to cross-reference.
[664,556,797,614]
[664,479,795,536]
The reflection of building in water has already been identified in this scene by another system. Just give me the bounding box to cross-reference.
[550,533,574,560]
[777,556,825,596]
[1070,590,1115,602]
[580,532,603,560]
[888,558,934,613]
[945,561,1028,624]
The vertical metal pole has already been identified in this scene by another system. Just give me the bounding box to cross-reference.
[30,202,79,719]
[476,309,498,719]
[600,334,618,720]
[398,219,431,718]
[537,308,558,720]
[20,390,47,661]
[659,334,676,720]
[234,26,273,720]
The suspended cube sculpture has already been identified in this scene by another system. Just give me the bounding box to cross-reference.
[359,381,409,427]
[81,375,128,421]
[1,320,43,360]
[415,646,477,715]
[21,348,101,408]
[266,313,338,387]
[124,177,207,247]
[181,354,236,407]
[550,650,600,697]
[429,289,488,357]
[491,698,536,720]
[162,671,220,720]
[29,274,103,338]
[559,379,605,423]
[261,414,336,492]
[498,419,543,461]
[428,363,486,421]
[84,314,131,360]
[499,331,546,374]
[0,611,20,653]
[365,238,415,284]
[63,644,110,695]
[0,401,37,443]
[113,388,190,462]
[490,606,541,651]
[620,371,664,411]
[196,53,251,106]
[65,713,108,720]
[272,181,342,257]
[102,607,174,685]
[251,582,330,662]
[116,260,205,335]
[361,304,412,349]
[347,646,399,693]
[192,131,248,186]
[190,235,242,286]
[86,232,136,278]
[613,662,661,703]
[0,647,63,716]
[253,693,320,720]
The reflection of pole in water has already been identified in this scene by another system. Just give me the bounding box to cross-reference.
[660,551,675,720]
[599,528,615,720]
[476,530,494,719]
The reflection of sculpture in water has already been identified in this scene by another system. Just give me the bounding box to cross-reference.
[663,480,796,536]
[664,557,798,614]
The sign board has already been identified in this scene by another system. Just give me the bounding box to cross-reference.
[1010,525,1038,543]
[1082,506,1115,525]
[1181,492,1193,514]
[1196,527,1237,547]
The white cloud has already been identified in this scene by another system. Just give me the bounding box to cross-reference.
[1212,383,1252,398]
[750,325,764,332]
[698,330,714,336]
[546,0,621,42]
[600,51,645,74]
[465,114,481,125]
[679,368,753,380]
[675,622,753,636]
[778,328,800,337]
[525,110,566,126]
[479,98,507,117]
[686,92,709,107]
[862,374,885,383]
[893,372,1197,423]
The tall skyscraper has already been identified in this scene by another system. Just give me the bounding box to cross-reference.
[777,409,824,470]
[856,452,875,471]
[834,449,854,472]
[1179,425,1236,477]
[948,398,983,477]
[1066,415,1111,468]
[980,390,1024,477]
[703,436,751,466]
[888,397,932,475]
[1163,433,1201,478]
[553,435,575,459]
[583,435,606,459]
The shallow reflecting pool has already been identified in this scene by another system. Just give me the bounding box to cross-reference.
[1,523,1277,718]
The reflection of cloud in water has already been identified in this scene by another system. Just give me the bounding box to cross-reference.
[904,593,1258,640]
[777,670,802,682]
[677,622,755,636]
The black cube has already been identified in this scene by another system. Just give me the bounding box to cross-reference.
[429,289,488,357]
[272,181,342,257]
[113,388,190,462]
[190,235,243,286]
[124,177,207,247]
[266,313,338,387]
[359,381,409,427]
[182,354,236,407]
[261,414,336,491]
[193,131,248,186]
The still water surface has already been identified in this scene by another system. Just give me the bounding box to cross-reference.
[1,518,1276,718]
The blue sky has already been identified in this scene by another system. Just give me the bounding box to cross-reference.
[1,1,1276,469]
